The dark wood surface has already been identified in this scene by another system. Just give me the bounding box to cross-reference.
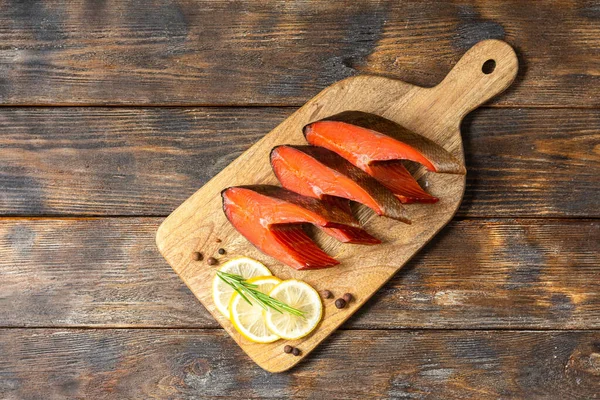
[1,329,599,399]
[1,0,599,398]
[1,107,598,217]
[1,218,598,329]
[1,0,600,107]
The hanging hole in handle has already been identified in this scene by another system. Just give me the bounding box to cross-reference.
[482,59,496,74]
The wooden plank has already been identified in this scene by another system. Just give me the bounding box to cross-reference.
[1,107,598,217]
[1,218,598,329]
[0,0,600,106]
[0,329,598,398]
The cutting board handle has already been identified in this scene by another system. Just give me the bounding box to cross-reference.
[430,39,518,119]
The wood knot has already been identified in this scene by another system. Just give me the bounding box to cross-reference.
[589,353,600,373]
[185,359,211,377]
[565,345,600,378]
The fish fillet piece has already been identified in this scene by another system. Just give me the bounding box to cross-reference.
[304,111,465,201]
[271,145,410,224]
[304,111,465,174]
[222,185,361,270]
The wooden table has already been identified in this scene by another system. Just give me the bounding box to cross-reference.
[1,1,599,398]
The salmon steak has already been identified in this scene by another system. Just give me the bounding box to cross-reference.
[304,111,466,202]
[222,185,367,270]
[270,145,410,224]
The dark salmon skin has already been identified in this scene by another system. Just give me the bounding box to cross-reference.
[271,145,410,224]
[222,185,365,270]
[318,196,381,245]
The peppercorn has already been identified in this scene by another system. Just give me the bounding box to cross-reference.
[218,248,226,255]
[283,345,293,354]
[207,257,218,266]
[335,298,346,309]
[342,293,353,303]
[192,251,203,261]
[292,347,301,356]
[321,290,333,299]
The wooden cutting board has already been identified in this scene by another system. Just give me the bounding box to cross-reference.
[156,39,518,372]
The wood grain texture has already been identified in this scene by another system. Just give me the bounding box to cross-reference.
[0,0,600,106]
[1,218,598,329]
[155,40,519,371]
[0,107,278,216]
[0,329,599,399]
[2,107,597,217]
[0,0,596,393]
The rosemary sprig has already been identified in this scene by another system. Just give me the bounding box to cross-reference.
[216,271,305,317]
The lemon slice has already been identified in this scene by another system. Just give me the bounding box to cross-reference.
[264,279,323,340]
[212,257,272,317]
[229,276,282,343]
